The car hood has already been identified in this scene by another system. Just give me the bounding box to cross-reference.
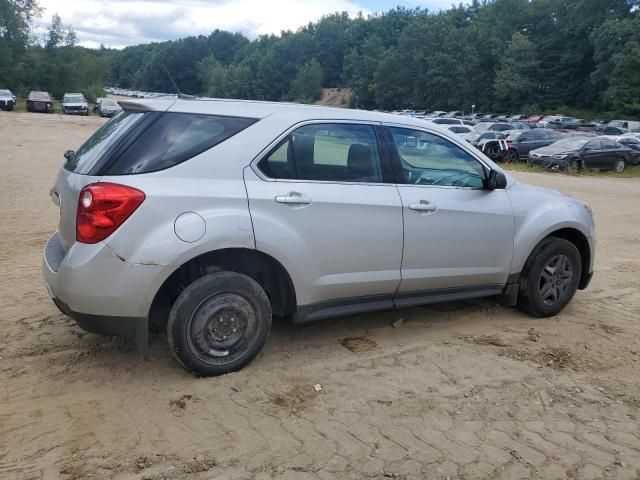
[62,102,87,107]
[530,145,575,156]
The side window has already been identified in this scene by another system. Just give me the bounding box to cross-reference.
[600,139,617,149]
[389,127,485,189]
[259,123,383,183]
[106,113,257,174]
[584,140,601,150]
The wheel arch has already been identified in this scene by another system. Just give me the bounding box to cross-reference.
[522,227,592,290]
[148,247,297,331]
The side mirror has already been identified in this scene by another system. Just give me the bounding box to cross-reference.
[64,150,76,162]
[486,170,507,190]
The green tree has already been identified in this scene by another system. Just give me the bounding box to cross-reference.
[494,32,540,112]
[289,59,323,103]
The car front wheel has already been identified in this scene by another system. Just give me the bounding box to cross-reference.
[517,237,582,317]
[614,158,625,173]
[167,271,272,376]
[504,149,519,163]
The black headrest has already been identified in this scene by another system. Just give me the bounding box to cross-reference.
[347,144,373,173]
[292,133,315,169]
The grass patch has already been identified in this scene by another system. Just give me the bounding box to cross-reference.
[502,162,640,178]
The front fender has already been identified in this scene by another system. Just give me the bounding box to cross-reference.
[508,184,595,275]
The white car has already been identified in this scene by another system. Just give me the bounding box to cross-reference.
[61,93,89,116]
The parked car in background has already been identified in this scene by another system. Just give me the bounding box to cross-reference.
[446,110,463,117]
[605,136,640,164]
[477,122,521,132]
[537,115,562,128]
[464,131,506,147]
[523,114,544,124]
[96,98,122,117]
[528,136,631,172]
[547,117,580,130]
[429,117,475,127]
[607,120,640,133]
[0,89,16,111]
[61,93,89,115]
[503,128,564,162]
[93,97,105,113]
[43,99,595,375]
[595,124,627,136]
[26,91,54,113]
[447,125,476,135]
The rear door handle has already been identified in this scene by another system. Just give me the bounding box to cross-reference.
[408,200,437,213]
[274,192,312,206]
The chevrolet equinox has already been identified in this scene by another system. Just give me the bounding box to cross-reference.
[43,98,595,376]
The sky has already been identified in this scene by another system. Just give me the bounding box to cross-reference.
[34,0,468,49]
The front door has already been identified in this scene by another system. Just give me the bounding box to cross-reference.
[244,122,403,308]
[384,126,515,299]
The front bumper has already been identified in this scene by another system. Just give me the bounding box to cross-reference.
[43,233,170,355]
[527,155,568,170]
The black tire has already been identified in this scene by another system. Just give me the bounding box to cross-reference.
[517,237,582,317]
[568,157,581,173]
[505,149,519,163]
[614,158,625,173]
[167,272,272,376]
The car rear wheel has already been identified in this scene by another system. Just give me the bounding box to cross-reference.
[517,237,581,317]
[614,158,625,173]
[167,272,272,376]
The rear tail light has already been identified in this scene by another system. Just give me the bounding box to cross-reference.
[76,183,145,244]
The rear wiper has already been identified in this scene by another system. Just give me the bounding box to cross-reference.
[64,150,76,162]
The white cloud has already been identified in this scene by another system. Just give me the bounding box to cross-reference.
[35,0,372,48]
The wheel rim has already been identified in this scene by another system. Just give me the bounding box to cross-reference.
[615,160,625,173]
[538,254,574,306]
[187,293,258,364]
[506,150,517,163]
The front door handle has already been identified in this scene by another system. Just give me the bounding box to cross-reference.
[408,200,437,213]
[274,192,312,206]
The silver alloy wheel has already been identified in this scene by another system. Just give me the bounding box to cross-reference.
[614,159,625,173]
[538,254,574,306]
[187,293,257,362]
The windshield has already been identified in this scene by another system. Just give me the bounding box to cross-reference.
[0,90,11,96]
[608,120,625,128]
[102,99,118,107]
[551,138,588,150]
[64,95,84,103]
[65,112,144,174]
[542,116,559,122]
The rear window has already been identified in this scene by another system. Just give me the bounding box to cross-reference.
[105,113,257,175]
[65,112,144,174]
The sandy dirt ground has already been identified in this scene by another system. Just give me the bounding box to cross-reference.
[0,111,639,480]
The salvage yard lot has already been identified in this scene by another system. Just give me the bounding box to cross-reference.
[1,112,639,479]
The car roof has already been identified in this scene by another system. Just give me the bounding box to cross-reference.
[28,91,51,100]
[120,97,456,131]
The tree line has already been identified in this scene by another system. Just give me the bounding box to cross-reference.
[1,0,639,115]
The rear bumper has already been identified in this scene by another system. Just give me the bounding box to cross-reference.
[51,297,148,357]
[43,232,171,353]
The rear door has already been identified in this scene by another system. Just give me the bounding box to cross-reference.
[245,121,403,308]
[383,126,514,300]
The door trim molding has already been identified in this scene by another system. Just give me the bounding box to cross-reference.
[292,284,505,323]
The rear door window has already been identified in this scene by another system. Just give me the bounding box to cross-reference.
[105,113,257,175]
[259,123,384,183]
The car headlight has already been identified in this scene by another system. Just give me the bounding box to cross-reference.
[552,154,568,159]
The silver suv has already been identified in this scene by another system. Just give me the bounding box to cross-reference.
[43,99,595,376]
